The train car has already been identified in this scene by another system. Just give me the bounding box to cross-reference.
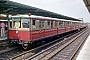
[8,15,87,49]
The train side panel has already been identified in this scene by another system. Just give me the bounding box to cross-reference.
[8,30,29,41]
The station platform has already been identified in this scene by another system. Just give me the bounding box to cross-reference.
[0,37,7,41]
[76,34,90,60]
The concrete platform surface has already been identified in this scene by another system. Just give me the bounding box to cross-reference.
[76,34,90,60]
[0,37,7,40]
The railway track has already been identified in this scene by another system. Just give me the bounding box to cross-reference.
[0,40,24,60]
[0,42,8,46]
[0,38,8,46]
[0,47,24,60]
[0,39,9,51]
[25,28,88,60]
[51,29,89,60]
[0,28,87,60]
[6,36,70,60]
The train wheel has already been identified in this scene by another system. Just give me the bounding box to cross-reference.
[22,43,30,50]
[78,28,80,31]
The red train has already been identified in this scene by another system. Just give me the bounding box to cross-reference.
[8,15,87,49]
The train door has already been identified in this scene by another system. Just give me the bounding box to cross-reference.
[21,18,30,41]
[51,21,53,28]
[39,20,45,37]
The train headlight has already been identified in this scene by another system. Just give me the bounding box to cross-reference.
[16,30,18,34]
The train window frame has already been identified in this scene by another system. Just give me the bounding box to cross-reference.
[21,18,30,28]
[32,20,38,29]
[63,21,65,27]
[51,21,53,28]
[32,20,35,25]
[47,21,50,26]
[9,17,30,30]
[67,22,69,27]
[59,21,63,28]
[55,21,58,28]
[12,18,21,28]
[39,20,45,29]
[47,20,50,29]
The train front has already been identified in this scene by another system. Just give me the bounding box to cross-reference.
[8,16,31,49]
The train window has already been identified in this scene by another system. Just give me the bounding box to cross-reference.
[70,22,72,26]
[55,21,57,27]
[42,21,44,28]
[67,22,69,27]
[11,18,21,28]
[70,22,71,26]
[32,20,35,25]
[13,21,21,28]
[66,22,68,27]
[39,21,41,28]
[47,21,50,28]
[62,22,64,27]
[22,19,29,28]
[39,20,45,29]
[15,21,20,28]
[51,21,53,28]
[48,21,50,26]
[32,20,36,28]
[65,22,68,27]
[64,22,66,27]
[59,21,63,28]
[63,22,65,27]
[73,22,75,26]
[72,22,73,25]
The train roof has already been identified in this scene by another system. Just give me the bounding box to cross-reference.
[0,0,81,21]
[11,15,81,23]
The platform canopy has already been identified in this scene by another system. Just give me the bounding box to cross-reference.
[0,14,7,20]
[83,0,90,13]
[0,0,81,21]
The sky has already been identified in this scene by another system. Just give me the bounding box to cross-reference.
[10,0,90,23]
